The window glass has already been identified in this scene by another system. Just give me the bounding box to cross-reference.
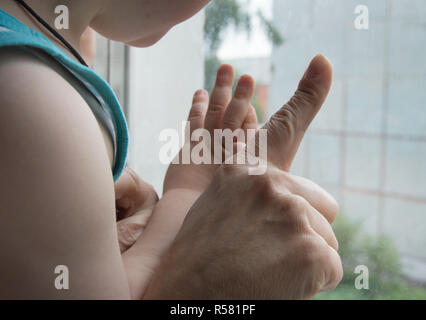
[93,35,128,115]
[203,0,426,299]
[117,0,426,299]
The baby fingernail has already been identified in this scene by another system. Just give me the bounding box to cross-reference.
[195,89,205,97]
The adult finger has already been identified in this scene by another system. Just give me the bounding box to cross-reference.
[306,201,339,250]
[283,195,338,250]
[262,55,333,171]
[318,242,343,293]
[279,172,339,223]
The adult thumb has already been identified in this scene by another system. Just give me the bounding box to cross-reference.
[262,54,333,171]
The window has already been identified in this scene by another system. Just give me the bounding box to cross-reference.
[105,0,426,299]
[206,0,426,299]
[93,35,129,116]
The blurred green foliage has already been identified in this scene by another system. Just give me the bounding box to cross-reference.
[316,214,426,300]
[203,0,283,121]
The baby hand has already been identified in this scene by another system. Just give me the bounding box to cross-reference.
[163,64,258,194]
[115,167,158,252]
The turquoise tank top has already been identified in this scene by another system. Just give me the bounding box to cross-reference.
[0,9,129,182]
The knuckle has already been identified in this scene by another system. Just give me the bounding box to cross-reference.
[280,194,310,221]
[233,92,244,100]
[268,105,298,138]
[222,118,240,130]
[252,174,276,199]
[294,81,322,107]
[234,88,248,100]
[286,194,310,211]
[292,235,324,270]
[265,193,311,231]
[192,94,205,104]
[321,249,343,292]
[216,163,245,185]
[208,102,226,115]
[188,106,205,120]
[217,165,277,200]
[117,221,143,247]
[215,76,232,87]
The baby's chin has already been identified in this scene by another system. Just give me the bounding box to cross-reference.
[125,29,170,48]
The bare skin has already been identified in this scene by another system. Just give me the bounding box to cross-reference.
[79,27,96,68]
[0,0,209,299]
[138,55,342,299]
[0,0,342,299]
[0,45,129,299]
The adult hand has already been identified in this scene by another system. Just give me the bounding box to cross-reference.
[144,55,343,299]
[122,67,258,299]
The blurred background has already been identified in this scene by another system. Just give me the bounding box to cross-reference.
[93,0,426,299]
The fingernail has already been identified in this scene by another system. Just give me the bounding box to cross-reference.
[217,65,234,85]
[235,75,254,95]
[303,54,330,80]
[238,75,252,87]
[195,89,206,97]
[218,64,234,76]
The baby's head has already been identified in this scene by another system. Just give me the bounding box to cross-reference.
[90,0,211,47]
